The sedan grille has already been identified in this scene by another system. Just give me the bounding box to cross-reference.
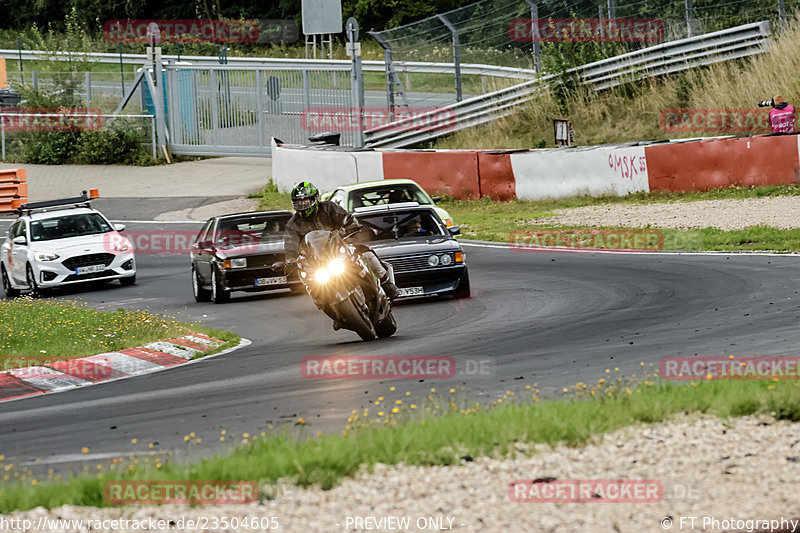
[383,252,455,274]
[62,253,115,270]
[242,253,282,269]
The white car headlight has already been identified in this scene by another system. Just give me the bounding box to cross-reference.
[328,258,345,276]
[229,258,247,269]
[34,251,59,262]
[427,254,440,267]
[112,239,131,252]
[440,254,453,265]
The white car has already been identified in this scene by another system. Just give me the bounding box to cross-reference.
[1,193,135,297]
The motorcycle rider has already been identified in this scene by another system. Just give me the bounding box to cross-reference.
[282,181,400,328]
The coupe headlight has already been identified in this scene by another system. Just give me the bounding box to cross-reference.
[316,268,331,284]
[328,258,345,276]
[112,239,131,252]
[34,251,59,262]
[427,254,440,267]
[224,258,247,269]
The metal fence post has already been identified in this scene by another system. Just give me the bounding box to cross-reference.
[32,71,38,92]
[437,14,462,102]
[523,0,541,74]
[607,0,616,20]
[1,118,5,161]
[685,0,695,37]
[118,43,125,95]
[256,69,265,148]
[370,31,396,120]
[347,18,365,147]
[779,0,787,28]
[85,72,92,105]
[150,116,157,159]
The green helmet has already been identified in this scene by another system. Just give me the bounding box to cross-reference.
[291,181,319,217]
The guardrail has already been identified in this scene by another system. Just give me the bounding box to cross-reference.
[365,21,772,148]
[0,49,538,80]
[0,168,27,213]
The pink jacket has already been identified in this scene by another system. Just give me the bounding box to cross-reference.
[769,104,795,133]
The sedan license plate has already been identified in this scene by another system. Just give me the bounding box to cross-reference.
[398,286,424,297]
[255,276,287,286]
[75,264,105,275]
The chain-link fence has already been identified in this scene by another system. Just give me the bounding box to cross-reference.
[371,0,800,103]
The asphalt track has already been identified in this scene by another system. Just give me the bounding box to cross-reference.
[1,202,800,475]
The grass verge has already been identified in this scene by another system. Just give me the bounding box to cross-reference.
[1,377,798,511]
[0,298,239,359]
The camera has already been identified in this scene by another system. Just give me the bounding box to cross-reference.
[758,99,775,107]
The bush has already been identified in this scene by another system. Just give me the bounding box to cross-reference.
[75,126,152,165]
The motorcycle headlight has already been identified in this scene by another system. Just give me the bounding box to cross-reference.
[328,258,345,276]
[316,268,331,284]
[34,251,59,262]
[112,239,131,252]
[224,258,247,269]
[427,254,440,267]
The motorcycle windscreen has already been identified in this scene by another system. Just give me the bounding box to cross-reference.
[303,230,331,258]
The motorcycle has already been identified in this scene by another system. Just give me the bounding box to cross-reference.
[295,229,397,341]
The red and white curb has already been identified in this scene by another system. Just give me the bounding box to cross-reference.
[0,333,248,403]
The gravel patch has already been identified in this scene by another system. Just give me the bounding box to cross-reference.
[4,414,799,532]
[532,196,800,231]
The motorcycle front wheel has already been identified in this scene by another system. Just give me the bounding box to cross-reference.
[337,296,376,341]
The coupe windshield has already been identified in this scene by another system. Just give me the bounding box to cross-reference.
[30,213,112,242]
[215,215,288,246]
[355,211,445,242]
[349,185,430,209]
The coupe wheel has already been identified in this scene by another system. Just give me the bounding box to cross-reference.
[1,266,19,298]
[453,268,471,299]
[192,267,211,302]
[210,268,230,304]
[26,264,42,298]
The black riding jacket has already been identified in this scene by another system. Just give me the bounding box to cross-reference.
[284,201,361,263]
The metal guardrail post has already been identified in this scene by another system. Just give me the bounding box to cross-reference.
[31,71,38,92]
[685,0,695,37]
[523,0,541,74]
[437,14,462,102]
[150,116,157,159]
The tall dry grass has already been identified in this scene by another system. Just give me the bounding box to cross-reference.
[436,16,800,149]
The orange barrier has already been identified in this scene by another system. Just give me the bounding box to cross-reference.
[477,152,516,201]
[645,134,800,192]
[382,151,481,199]
[0,168,27,212]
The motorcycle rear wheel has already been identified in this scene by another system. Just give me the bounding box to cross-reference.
[337,296,376,341]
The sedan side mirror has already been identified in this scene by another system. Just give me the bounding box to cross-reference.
[432,196,442,203]
[448,226,461,236]
[12,235,26,245]
[114,223,126,232]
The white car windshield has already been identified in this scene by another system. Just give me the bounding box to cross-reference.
[349,185,430,209]
[30,213,112,242]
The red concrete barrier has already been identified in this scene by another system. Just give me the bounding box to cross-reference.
[645,134,800,192]
[477,152,516,201]
[383,151,480,199]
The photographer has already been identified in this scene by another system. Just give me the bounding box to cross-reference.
[759,95,795,133]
